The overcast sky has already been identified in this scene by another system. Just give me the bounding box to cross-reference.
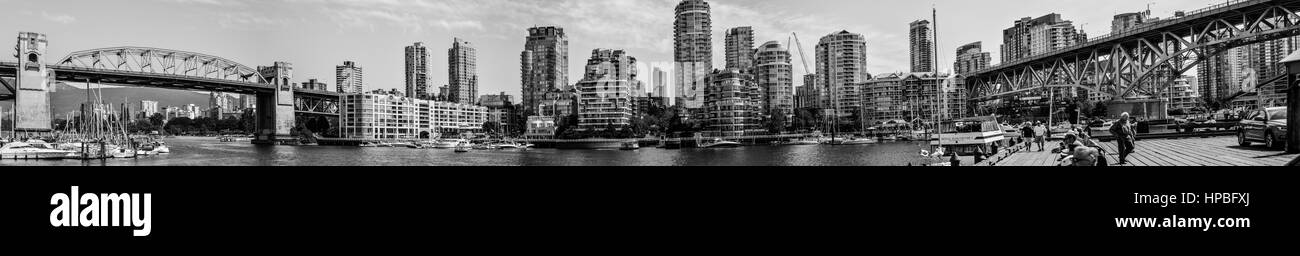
[1,0,1225,100]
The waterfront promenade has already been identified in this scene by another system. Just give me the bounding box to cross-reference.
[990,135,1298,166]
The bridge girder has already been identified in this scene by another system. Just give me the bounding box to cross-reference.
[967,1,1300,104]
[58,47,268,84]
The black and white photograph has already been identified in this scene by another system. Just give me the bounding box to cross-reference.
[1,0,1298,167]
[1,0,1297,251]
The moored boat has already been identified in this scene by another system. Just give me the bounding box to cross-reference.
[619,141,640,150]
[930,116,1006,156]
[699,138,742,148]
[0,142,77,159]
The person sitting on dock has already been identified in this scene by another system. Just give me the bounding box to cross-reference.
[1057,133,1099,166]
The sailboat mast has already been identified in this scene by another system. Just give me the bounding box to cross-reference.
[933,7,942,148]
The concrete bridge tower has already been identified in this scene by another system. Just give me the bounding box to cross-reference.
[14,32,53,132]
[254,61,296,144]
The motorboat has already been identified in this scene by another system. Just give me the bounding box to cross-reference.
[497,141,532,150]
[472,143,498,150]
[834,138,876,145]
[108,146,136,158]
[785,138,822,145]
[431,139,467,149]
[619,141,640,150]
[149,142,170,154]
[454,141,472,153]
[699,138,742,148]
[218,136,236,143]
[0,142,77,159]
[359,142,379,147]
[405,143,425,149]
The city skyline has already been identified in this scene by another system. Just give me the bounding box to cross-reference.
[1,0,1230,101]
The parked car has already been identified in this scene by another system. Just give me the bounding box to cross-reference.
[1237,107,1289,149]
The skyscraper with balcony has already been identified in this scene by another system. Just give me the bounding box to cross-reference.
[954,41,992,75]
[704,69,763,136]
[816,30,870,119]
[674,0,712,109]
[755,41,794,127]
[449,38,478,105]
[1001,13,1087,63]
[725,26,755,72]
[909,20,934,73]
[336,61,363,94]
[576,49,640,130]
[405,42,429,99]
[521,26,569,116]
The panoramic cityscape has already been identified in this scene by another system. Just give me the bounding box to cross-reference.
[0,0,1297,166]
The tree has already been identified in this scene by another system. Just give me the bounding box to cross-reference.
[766,113,789,134]
[240,109,256,134]
[149,113,166,127]
[483,121,500,135]
[1091,101,1109,118]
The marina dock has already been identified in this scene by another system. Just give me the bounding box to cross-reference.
[989,135,1298,166]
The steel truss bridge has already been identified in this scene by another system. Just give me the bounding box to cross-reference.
[1,45,341,140]
[965,0,1300,109]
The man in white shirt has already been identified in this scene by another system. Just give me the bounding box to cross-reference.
[1033,122,1048,152]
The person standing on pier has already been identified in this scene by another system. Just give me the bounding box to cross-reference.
[1109,112,1136,165]
[1033,121,1048,152]
[1020,122,1036,151]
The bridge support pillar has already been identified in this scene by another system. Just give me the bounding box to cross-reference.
[252,62,296,145]
[13,32,54,133]
[1283,53,1300,154]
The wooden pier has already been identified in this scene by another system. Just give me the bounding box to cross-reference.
[991,135,1298,166]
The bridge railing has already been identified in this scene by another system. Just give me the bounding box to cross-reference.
[972,0,1258,75]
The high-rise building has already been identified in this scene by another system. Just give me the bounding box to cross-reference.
[795,74,817,109]
[909,20,934,73]
[704,69,763,136]
[725,26,755,72]
[448,38,478,105]
[521,26,569,116]
[1197,47,1247,106]
[336,61,363,94]
[954,41,992,75]
[1112,10,1158,34]
[754,41,794,127]
[651,67,668,99]
[674,0,712,109]
[816,30,870,119]
[140,100,159,118]
[575,49,640,130]
[1001,13,1087,63]
[300,78,328,91]
[405,42,430,99]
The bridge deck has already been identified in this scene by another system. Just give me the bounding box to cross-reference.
[993,136,1298,166]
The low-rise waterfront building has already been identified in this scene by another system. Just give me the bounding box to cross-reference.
[341,93,487,140]
[860,72,967,126]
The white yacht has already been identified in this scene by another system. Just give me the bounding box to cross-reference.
[0,142,77,159]
[431,139,468,149]
[699,138,742,148]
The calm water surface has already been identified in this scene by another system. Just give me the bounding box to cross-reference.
[2,136,953,166]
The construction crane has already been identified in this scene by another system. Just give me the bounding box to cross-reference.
[788,32,812,75]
